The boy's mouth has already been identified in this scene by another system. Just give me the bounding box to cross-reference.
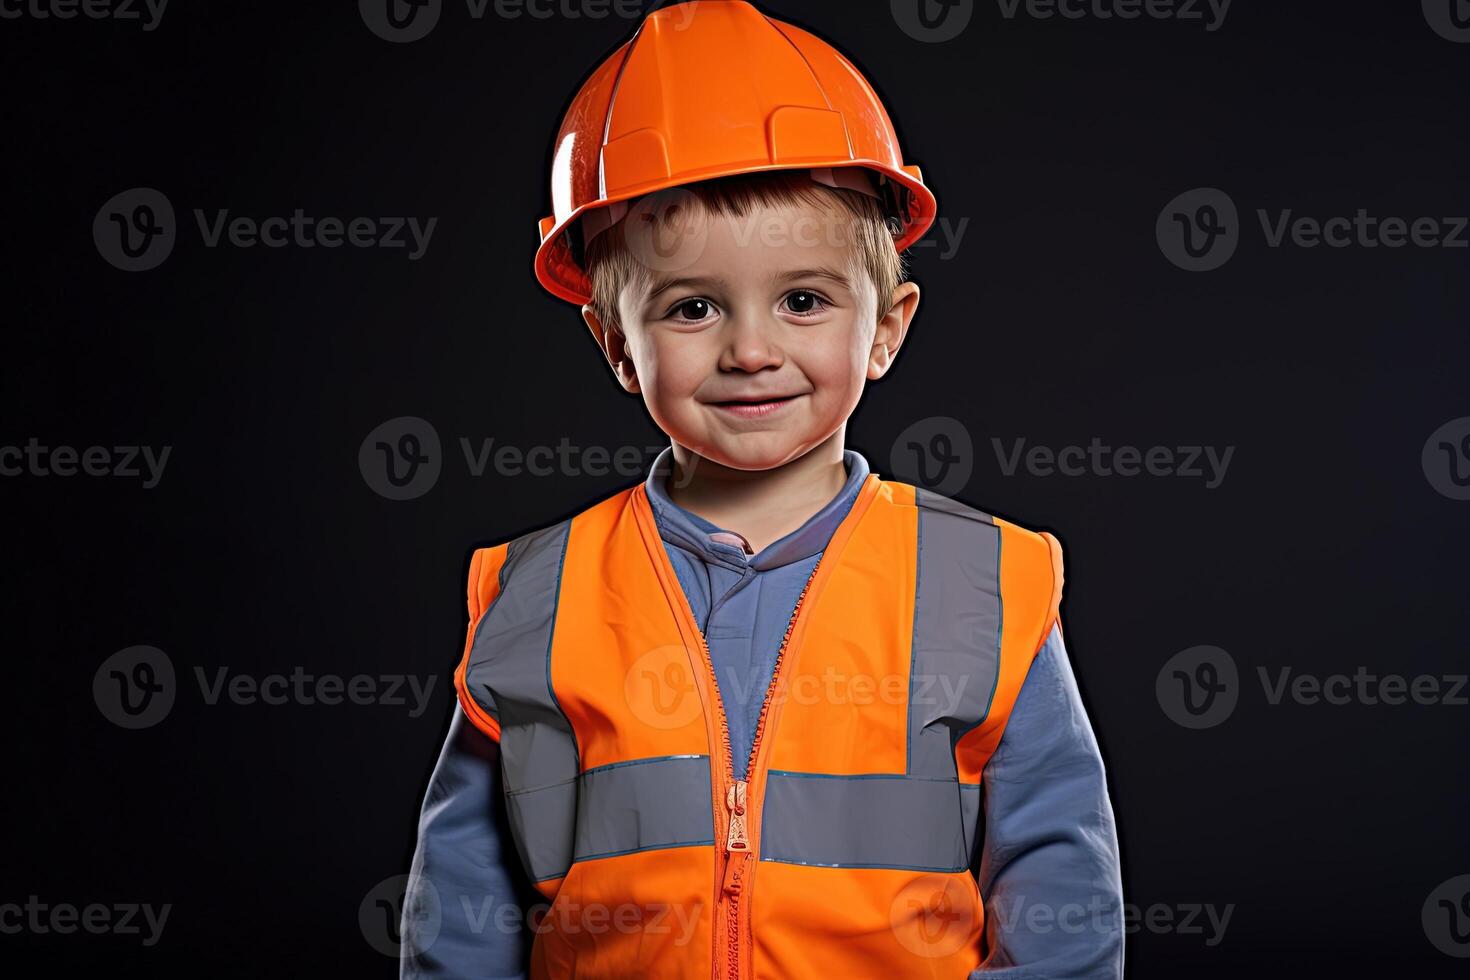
[708,393,803,418]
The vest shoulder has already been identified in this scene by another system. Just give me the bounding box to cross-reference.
[464,485,635,617]
[899,479,997,526]
[996,518,1064,626]
[882,479,1065,614]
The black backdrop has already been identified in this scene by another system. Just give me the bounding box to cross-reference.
[3,0,1468,975]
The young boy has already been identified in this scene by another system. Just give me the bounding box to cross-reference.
[402,2,1122,977]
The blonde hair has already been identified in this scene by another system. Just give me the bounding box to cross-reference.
[583,169,907,332]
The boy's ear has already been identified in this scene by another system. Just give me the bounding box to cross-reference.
[581,304,641,394]
[868,281,921,381]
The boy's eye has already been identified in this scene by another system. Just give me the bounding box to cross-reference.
[783,290,828,315]
[671,298,714,321]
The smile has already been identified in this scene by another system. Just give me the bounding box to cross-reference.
[709,394,804,419]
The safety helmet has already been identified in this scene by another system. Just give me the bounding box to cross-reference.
[533,0,939,305]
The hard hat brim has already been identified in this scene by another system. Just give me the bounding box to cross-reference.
[533,160,938,307]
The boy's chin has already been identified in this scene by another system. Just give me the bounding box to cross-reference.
[687,434,824,473]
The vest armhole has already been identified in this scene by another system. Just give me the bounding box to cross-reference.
[1037,530,1065,650]
[454,544,510,742]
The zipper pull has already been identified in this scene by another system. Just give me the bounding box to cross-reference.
[721,849,746,896]
[725,780,750,852]
[722,779,749,896]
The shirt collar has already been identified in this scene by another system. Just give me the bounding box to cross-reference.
[643,445,870,572]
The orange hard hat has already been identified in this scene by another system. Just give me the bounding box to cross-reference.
[533,0,939,305]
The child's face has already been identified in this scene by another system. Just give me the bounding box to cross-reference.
[583,200,920,472]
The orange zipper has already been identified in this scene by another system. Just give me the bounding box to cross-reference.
[690,565,820,980]
[631,476,881,980]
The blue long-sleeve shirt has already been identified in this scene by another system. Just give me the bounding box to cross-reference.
[402,446,1123,978]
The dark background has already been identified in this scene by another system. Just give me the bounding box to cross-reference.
[2,0,1467,975]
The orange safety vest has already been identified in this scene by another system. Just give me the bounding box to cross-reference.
[453,471,1063,979]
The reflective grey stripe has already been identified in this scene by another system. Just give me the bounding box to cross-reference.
[466,546,515,725]
[506,754,716,881]
[505,776,577,882]
[465,519,579,882]
[575,754,715,861]
[907,487,1001,780]
[759,771,970,871]
[960,782,981,867]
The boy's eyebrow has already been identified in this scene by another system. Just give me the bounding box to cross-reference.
[771,266,854,289]
[645,274,726,302]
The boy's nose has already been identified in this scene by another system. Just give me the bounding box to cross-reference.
[718,317,785,373]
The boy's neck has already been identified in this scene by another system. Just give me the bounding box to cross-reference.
[663,430,850,556]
